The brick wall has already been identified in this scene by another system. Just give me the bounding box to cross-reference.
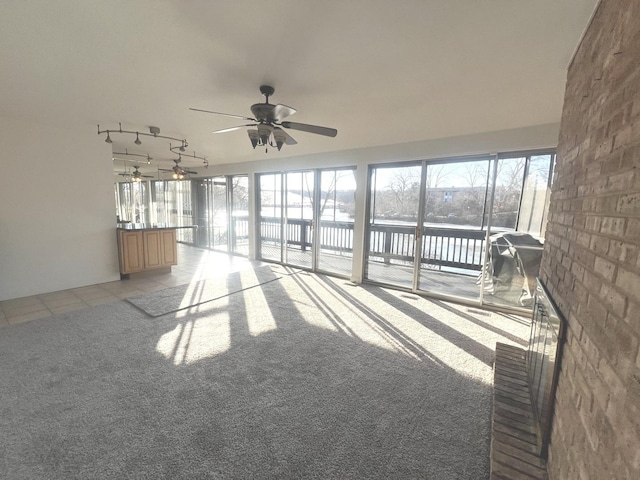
[540,0,640,478]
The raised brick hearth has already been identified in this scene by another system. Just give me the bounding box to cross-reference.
[490,343,548,480]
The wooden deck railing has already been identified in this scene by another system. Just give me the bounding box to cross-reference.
[257,216,487,271]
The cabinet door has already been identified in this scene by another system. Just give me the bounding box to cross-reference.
[160,229,177,266]
[143,230,163,269]
[119,231,144,273]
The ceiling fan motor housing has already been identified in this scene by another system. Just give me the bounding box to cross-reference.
[259,85,275,97]
[251,103,279,123]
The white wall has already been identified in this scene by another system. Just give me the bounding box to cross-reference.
[0,115,120,301]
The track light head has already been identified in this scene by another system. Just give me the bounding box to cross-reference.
[134,133,141,145]
[105,133,112,144]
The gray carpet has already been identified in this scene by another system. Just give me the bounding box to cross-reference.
[0,272,529,479]
[126,265,283,317]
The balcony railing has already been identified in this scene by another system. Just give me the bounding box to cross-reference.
[258,216,487,272]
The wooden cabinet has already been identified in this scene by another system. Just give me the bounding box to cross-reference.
[117,228,177,275]
[159,229,177,265]
[119,231,145,274]
[142,229,176,269]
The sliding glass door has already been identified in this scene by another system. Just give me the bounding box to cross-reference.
[284,171,315,268]
[365,151,554,311]
[230,176,249,255]
[258,173,283,262]
[416,158,491,302]
[257,167,357,277]
[317,169,357,276]
[366,164,422,289]
[194,175,248,256]
[256,170,315,268]
[483,153,554,309]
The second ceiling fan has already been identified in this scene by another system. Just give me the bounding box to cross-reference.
[159,158,198,180]
[190,85,337,152]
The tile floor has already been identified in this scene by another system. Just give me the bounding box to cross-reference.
[0,245,264,327]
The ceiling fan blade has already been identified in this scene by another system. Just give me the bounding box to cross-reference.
[272,104,296,122]
[189,108,256,122]
[213,124,257,134]
[158,168,173,172]
[273,126,297,145]
[185,171,198,175]
[280,121,337,137]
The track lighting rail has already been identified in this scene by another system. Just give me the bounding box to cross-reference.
[169,144,209,168]
[112,149,154,164]
[98,123,188,149]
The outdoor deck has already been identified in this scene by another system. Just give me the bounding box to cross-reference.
[195,217,539,310]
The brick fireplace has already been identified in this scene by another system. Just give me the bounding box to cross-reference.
[539,0,640,478]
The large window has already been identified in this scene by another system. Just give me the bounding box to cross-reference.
[192,175,249,256]
[113,149,554,311]
[114,179,194,243]
[115,181,148,224]
[257,168,357,276]
[365,151,555,311]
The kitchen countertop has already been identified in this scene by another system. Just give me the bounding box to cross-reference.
[116,223,198,231]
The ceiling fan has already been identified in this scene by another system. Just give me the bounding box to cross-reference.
[159,158,198,179]
[190,85,337,152]
[118,165,153,182]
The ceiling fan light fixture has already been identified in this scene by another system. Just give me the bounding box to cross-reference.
[257,124,272,146]
[248,130,259,149]
[273,129,286,151]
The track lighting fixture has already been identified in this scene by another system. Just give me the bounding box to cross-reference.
[112,149,153,165]
[169,143,207,165]
[98,123,187,148]
[104,125,207,178]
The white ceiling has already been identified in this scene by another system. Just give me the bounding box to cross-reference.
[0,0,598,177]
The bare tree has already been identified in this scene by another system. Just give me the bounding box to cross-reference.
[493,158,526,228]
[425,164,450,189]
[388,168,420,217]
